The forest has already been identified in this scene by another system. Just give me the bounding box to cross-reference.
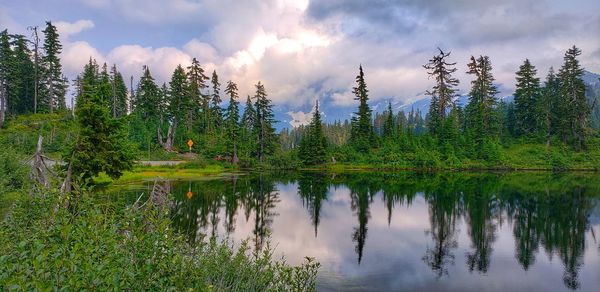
[2,23,600,178]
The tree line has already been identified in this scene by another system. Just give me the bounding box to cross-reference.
[0,22,598,170]
[297,46,597,165]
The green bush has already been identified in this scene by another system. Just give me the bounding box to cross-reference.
[266,150,301,170]
[0,193,319,290]
[0,149,27,196]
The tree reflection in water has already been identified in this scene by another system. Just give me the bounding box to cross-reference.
[159,171,598,290]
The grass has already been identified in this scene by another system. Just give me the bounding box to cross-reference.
[298,140,600,172]
[95,163,231,184]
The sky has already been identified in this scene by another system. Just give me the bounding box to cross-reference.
[1,0,599,126]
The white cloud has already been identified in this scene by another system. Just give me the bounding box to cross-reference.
[287,101,325,127]
[54,20,94,39]
[61,41,105,76]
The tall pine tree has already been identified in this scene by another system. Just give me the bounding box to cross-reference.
[210,70,223,133]
[465,56,499,146]
[299,100,327,165]
[541,67,560,144]
[252,82,277,162]
[224,80,240,158]
[240,95,256,157]
[186,58,208,132]
[513,59,541,136]
[557,46,590,150]
[423,48,459,137]
[382,101,395,139]
[350,65,374,152]
[9,34,35,115]
[134,66,161,121]
[110,64,128,118]
[41,21,67,113]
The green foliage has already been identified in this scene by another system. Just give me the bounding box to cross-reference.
[252,82,277,162]
[557,46,590,150]
[382,101,396,139]
[350,65,375,152]
[514,59,541,136]
[424,48,459,137]
[68,90,135,182]
[224,80,241,156]
[40,21,67,113]
[133,66,162,121]
[299,101,328,165]
[465,55,500,154]
[0,112,77,156]
[0,192,319,290]
[0,148,27,197]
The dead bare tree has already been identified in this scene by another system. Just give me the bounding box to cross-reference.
[28,26,40,114]
[29,135,54,195]
[157,120,176,152]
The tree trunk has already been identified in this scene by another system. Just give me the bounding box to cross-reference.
[30,135,51,194]
[48,78,54,114]
[111,75,117,118]
[157,120,176,152]
[61,156,73,194]
[232,144,239,164]
[33,27,39,114]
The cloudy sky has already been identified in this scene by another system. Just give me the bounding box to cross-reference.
[1,0,599,126]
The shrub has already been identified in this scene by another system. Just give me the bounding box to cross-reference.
[0,149,27,196]
[0,193,319,290]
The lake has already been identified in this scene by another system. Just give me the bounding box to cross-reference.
[111,171,600,291]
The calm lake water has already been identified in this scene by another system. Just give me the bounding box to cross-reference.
[112,172,600,291]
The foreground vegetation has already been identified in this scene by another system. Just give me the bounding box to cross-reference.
[0,193,319,290]
[0,151,319,290]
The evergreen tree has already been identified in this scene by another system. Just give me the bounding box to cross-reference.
[96,63,113,109]
[9,34,35,115]
[350,65,374,152]
[67,84,134,183]
[252,82,277,162]
[541,67,560,144]
[110,64,128,118]
[423,48,459,137]
[557,46,590,150]
[41,21,67,113]
[134,66,161,121]
[240,95,256,156]
[299,100,327,165]
[186,58,208,132]
[382,101,395,139]
[513,59,541,136]
[161,65,188,150]
[168,65,188,118]
[465,56,499,147]
[75,58,99,110]
[224,80,240,156]
[210,70,223,132]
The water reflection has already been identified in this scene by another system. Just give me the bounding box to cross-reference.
[121,172,600,291]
